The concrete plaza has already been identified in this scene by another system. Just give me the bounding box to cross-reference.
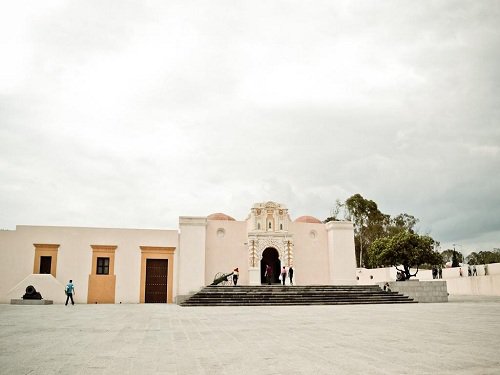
[1,296,499,375]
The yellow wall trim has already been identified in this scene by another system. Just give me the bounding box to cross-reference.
[87,245,117,304]
[33,243,59,277]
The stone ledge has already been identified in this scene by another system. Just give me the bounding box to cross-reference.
[11,299,53,305]
[378,280,448,303]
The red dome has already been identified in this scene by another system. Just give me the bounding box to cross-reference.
[294,215,322,224]
[207,213,236,221]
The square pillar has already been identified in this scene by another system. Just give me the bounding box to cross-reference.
[326,221,357,285]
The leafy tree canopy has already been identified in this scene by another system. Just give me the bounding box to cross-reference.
[344,194,389,267]
[367,231,443,280]
[441,249,463,267]
[466,249,500,265]
[326,193,420,268]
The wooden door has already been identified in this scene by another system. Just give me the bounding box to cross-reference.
[145,259,168,303]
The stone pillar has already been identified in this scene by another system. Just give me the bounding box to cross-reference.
[248,267,260,285]
[178,217,207,296]
[326,221,357,285]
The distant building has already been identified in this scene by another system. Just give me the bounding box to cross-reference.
[0,201,356,303]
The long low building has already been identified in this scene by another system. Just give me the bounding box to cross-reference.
[0,201,357,304]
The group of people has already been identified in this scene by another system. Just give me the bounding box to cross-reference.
[460,265,478,277]
[264,265,294,285]
[431,267,443,279]
[231,266,295,286]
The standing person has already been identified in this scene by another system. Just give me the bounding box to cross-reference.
[468,265,472,277]
[232,267,239,286]
[280,266,287,286]
[288,266,294,285]
[459,268,463,277]
[472,265,477,276]
[438,267,442,279]
[65,280,75,306]
[432,267,437,279]
[265,264,273,285]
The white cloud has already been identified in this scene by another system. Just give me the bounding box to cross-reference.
[1,1,499,252]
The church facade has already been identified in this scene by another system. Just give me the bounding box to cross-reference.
[0,201,356,304]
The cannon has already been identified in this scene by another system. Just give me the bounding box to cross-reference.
[22,285,43,300]
[211,272,234,286]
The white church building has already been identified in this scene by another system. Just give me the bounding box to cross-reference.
[0,201,357,304]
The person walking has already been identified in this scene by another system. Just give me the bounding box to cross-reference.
[65,280,75,306]
[232,267,239,286]
[288,266,294,285]
[265,264,273,285]
[280,266,287,286]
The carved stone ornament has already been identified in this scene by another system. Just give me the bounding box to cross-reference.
[248,237,294,267]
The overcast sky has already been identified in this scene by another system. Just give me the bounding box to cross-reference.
[1,1,499,255]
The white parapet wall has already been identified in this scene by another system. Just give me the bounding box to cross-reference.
[363,263,500,297]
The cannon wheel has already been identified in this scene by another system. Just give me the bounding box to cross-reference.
[214,272,232,286]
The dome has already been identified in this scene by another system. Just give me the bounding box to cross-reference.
[207,212,236,221]
[294,215,322,224]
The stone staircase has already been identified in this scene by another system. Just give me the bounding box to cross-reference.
[180,285,416,306]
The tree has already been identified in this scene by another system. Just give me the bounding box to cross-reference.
[466,249,500,265]
[386,213,419,236]
[451,250,461,267]
[441,249,463,266]
[324,199,345,223]
[345,194,389,267]
[367,231,443,280]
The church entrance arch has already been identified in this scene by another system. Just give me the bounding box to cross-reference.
[261,247,281,284]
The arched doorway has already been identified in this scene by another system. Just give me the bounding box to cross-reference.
[260,247,281,284]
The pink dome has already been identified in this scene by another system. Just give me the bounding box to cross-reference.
[294,215,322,224]
[207,213,236,221]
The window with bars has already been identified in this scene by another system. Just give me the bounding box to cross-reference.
[96,257,110,275]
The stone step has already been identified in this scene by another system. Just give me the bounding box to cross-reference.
[180,285,415,307]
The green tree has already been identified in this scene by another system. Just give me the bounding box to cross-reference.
[345,193,389,267]
[368,231,443,280]
[386,213,419,236]
[466,249,500,265]
[441,249,463,266]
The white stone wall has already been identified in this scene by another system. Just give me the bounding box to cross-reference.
[378,280,448,303]
[288,221,330,285]
[0,225,178,304]
[178,217,207,296]
[205,220,247,285]
[358,264,500,296]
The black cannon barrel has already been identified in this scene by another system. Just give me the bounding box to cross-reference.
[211,272,234,286]
[22,285,43,300]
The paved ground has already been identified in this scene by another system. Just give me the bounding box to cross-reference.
[1,296,499,375]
